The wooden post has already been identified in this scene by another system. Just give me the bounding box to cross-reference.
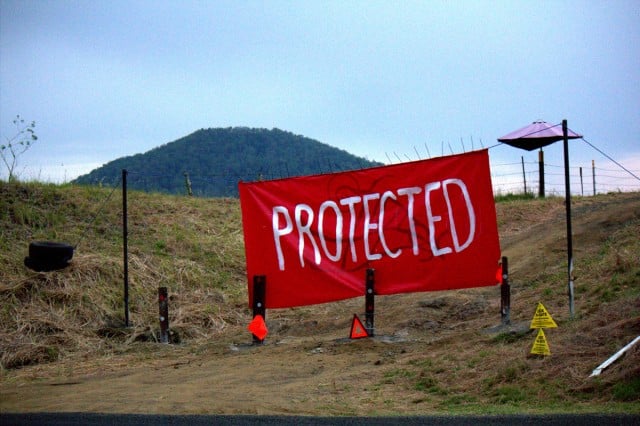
[122,169,130,327]
[158,287,169,343]
[538,149,545,198]
[580,167,584,196]
[500,256,510,325]
[365,269,375,337]
[521,156,527,195]
[183,172,193,196]
[252,275,266,344]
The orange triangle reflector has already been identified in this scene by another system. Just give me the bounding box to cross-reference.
[350,314,369,339]
[248,314,268,340]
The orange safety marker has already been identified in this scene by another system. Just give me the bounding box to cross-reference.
[248,314,268,341]
[350,314,369,339]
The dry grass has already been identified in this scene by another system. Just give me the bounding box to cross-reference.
[0,182,247,370]
[1,181,639,414]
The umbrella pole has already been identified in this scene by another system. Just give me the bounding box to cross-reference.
[563,120,575,319]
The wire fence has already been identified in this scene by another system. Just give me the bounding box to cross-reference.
[108,157,639,199]
[16,149,633,324]
[9,157,640,198]
[8,137,640,197]
[490,159,640,197]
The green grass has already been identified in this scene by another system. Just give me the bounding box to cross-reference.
[494,192,536,202]
[612,377,640,402]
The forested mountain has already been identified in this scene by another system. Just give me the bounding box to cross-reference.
[72,127,383,197]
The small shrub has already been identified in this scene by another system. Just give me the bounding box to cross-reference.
[441,394,477,407]
[381,368,413,384]
[612,377,640,402]
[492,331,528,344]
[493,385,527,404]
[414,374,447,395]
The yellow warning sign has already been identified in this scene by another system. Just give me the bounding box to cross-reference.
[531,328,551,356]
[530,302,558,329]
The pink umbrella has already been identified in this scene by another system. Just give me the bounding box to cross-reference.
[497,120,582,150]
[497,119,583,319]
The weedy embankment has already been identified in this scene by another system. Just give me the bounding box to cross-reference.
[1,182,639,414]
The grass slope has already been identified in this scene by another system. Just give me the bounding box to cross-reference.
[1,182,639,414]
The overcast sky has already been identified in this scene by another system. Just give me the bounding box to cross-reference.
[1,0,639,192]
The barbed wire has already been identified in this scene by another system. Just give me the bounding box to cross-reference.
[119,161,640,198]
[15,133,639,197]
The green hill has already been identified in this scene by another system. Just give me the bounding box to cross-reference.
[72,127,382,196]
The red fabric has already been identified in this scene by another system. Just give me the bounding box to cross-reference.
[239,149,501,309]
[247,315,268,340]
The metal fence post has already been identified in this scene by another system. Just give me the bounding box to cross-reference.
[500,256,511,325]
[122,169,129,327]
[252,275,266,344]
[365,269,375,336]
[159,287,169,343]
[538,149,545,198]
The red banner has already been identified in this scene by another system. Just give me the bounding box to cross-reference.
[239,149,501,308]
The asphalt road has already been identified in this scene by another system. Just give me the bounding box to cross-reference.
[1,413,639,425]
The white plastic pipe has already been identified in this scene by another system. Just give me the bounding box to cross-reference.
[590,335,640,377]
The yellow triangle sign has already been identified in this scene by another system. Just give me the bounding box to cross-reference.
[530,302,558,329]
[531,328,551,356]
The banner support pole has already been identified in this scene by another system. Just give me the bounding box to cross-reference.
[500,256,510,325]
[252,275,266,344]
[122,169,130,327]
[158,287,169,343]
[365,269,375,336]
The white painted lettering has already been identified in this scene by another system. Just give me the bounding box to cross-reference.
[363,193,382,261]
[294,204,321,267]
[397,187,421,255]
[339,196,362,262]
[318,200,343,261]
[443,179,475,252]
[425,182,452,256]
[270,177,478,269]
[272,206,293,270]
[379,190,401,258]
